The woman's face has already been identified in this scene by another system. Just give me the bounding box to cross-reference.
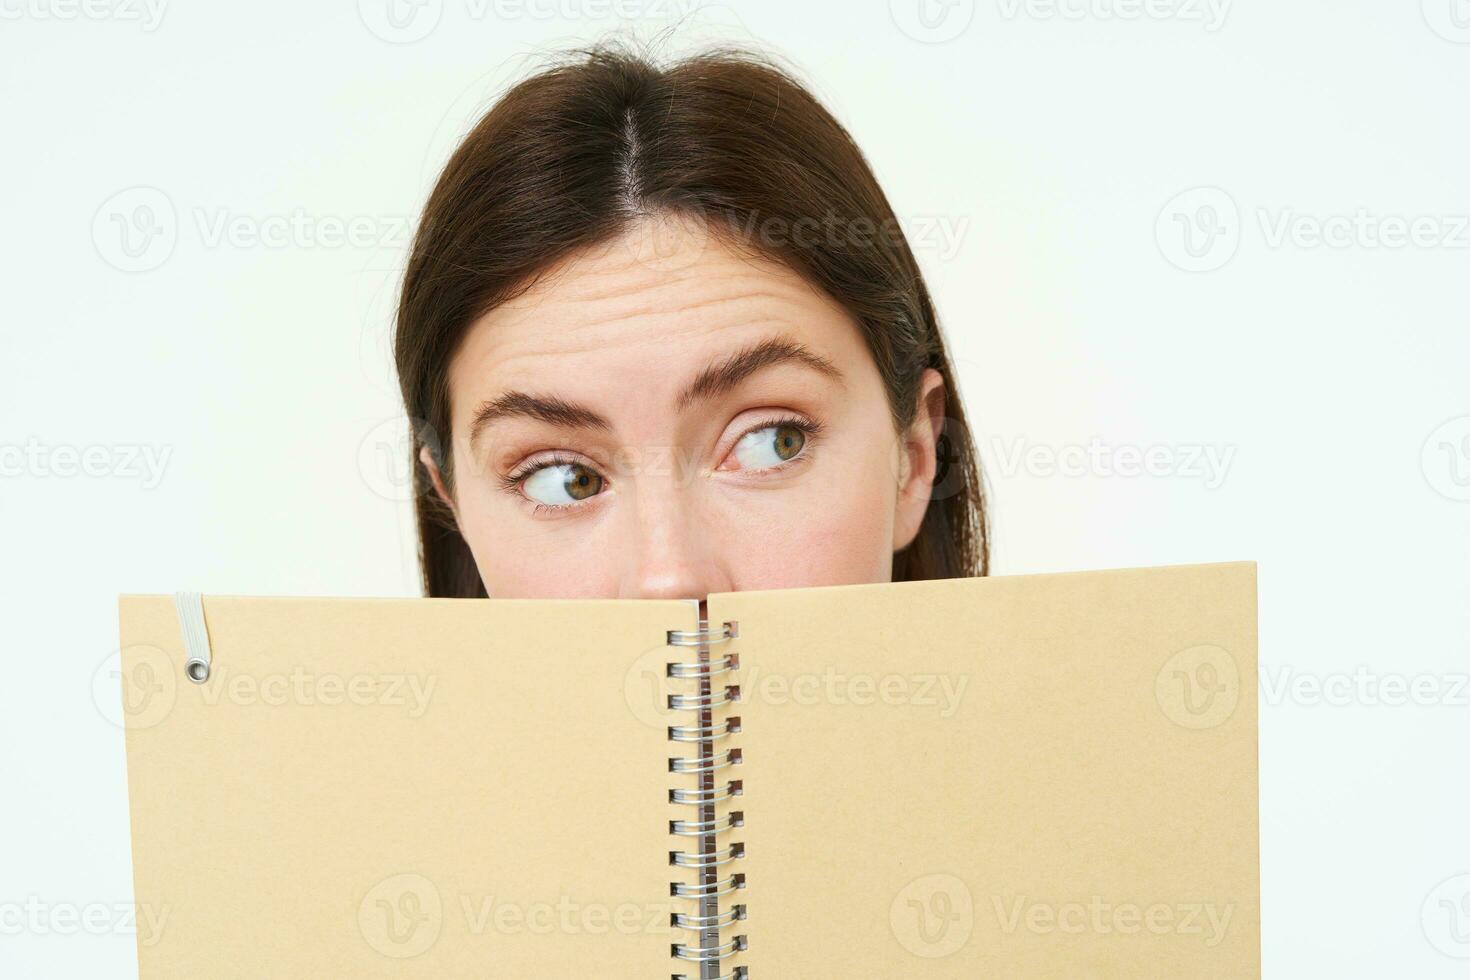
[421,215,945,600]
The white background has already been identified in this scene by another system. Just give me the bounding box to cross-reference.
[3,0,1469,975]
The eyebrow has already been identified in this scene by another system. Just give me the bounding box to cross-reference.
[468,336,845,447]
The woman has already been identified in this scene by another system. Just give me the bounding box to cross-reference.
[395,43,988,600]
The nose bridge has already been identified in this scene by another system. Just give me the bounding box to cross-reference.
[617,457,723,601]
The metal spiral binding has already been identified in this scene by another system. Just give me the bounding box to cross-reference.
[666,620,747,980]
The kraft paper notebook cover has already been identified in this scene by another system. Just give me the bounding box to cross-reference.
[117,560,1259,978]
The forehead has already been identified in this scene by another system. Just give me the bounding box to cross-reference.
[446,216,870,427]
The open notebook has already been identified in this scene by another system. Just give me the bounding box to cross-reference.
[117,561,1258,978]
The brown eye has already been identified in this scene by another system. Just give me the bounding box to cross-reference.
[522,461,604,506]
[731,422,809,471]
[565,463,601,500]
[773,424,804,461]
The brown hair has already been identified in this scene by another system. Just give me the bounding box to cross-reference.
[395,43,988,597]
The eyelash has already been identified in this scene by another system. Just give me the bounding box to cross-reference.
[498,414,826,515]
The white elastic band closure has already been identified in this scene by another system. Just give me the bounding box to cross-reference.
[174,591,212,684]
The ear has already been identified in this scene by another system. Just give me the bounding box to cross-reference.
[419,444,458,518]
[891,367,947,553]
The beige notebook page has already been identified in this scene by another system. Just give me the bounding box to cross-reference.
[118,595,697,978]
[709,561,1259,978]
